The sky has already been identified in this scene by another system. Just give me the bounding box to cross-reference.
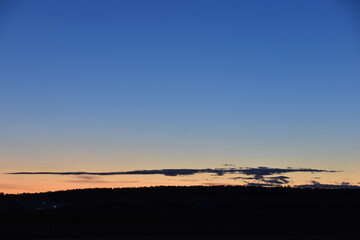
[0,0,360,193]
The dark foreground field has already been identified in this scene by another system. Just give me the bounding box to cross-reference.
[1,186,359,239]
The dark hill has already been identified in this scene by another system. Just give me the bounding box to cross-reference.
[0,186,359,239]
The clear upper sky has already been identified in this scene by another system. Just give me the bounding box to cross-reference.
[0,0,359,193]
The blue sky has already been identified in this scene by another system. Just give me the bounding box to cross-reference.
[0,0,359,192]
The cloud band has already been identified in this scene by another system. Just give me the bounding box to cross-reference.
[8,166,337,178]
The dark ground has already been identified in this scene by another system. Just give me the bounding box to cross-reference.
[0,186,359,239]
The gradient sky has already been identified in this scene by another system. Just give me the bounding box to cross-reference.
[1,0,360,193]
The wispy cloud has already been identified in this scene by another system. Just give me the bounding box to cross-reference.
[232,175,290,185]
[64,176,140,184]
[8,166,337,178]
[245,182,276,187]
[7,166,354,188]
[260,176,290,185]
[296,180,360,189]
[223,164,236,167]
[202,182,235,186]
[8,167,337,179]
[76,175,98,180]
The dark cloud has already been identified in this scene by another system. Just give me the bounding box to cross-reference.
[245,182,275,187]
[296,181,360,189]
[202,183,235,186]
[231,177,255,180]
[239,167,337,179]
[8,167,336,178]
[233,175,290,186]
[311,180,321,185]
[9,166,353,189]
[260,176,290,185]
[223,164,236,167]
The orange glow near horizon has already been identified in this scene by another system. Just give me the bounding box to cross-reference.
[1,169,359,194]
